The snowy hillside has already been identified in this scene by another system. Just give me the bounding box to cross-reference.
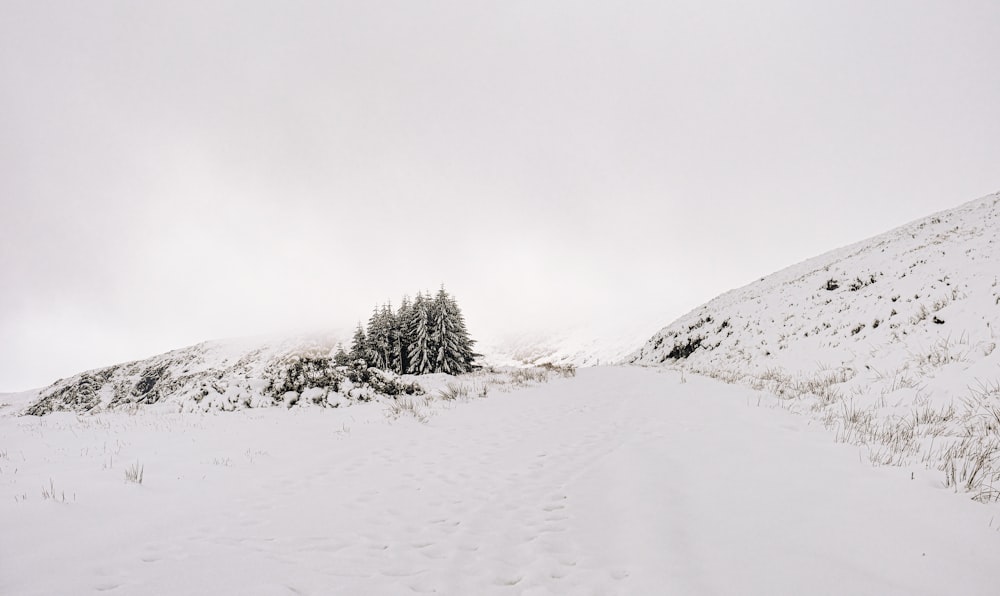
[17,316,642,416]
[19,334,424,415]
[18,331,600,416]
[631,191,1000,501]
[479,326,649,369]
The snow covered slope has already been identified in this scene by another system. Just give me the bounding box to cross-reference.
[19,334,405,415]
[19,331,592,416]
[479,326,649,369]
[0,388,41,416]
[20,323,634,416]
[631,191,1000,501]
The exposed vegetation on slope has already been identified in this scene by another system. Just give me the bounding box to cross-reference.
[632,193,1000,502]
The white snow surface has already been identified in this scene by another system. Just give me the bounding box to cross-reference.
[631,192,1000,502]
[3,366,999,595]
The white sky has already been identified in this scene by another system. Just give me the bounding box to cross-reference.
[2,1,999,391]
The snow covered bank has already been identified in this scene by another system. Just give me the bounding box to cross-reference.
[15,326,593,417]
[631,192,1000,502]
[2,367,998,595]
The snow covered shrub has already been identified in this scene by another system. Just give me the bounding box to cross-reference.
[798,370,851,406]
[941,436,1000,502]
[25,369,117,415]
[911,404,957,428]
[124,461,144,484]
[537,362,577,377]
[301,387,328,405]
[368,369,423,397]
[346,360,371,384]
[686,315,714,332]
[509,368,550,385]
[438,383,469,401]
[914,337,970,371]
[333,347,350,366]
[266,355,343,397]
[661,336,704,361]
[848,275,877,291]
[707,368,745,385]
[386,396,432,423]
[41,478,59,501]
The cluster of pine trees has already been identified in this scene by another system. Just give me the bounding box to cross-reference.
[339,287,479,375]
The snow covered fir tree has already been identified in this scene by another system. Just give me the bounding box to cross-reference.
[344,286,479,376]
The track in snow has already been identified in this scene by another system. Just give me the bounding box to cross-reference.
[2,367,999,595]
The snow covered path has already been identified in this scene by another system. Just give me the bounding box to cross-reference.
[3,367,999,595]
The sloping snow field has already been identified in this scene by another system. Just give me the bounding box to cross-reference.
[3,367,998,595]
[631,192,1000,502]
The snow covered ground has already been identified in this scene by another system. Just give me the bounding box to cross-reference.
[3,366,999,595]
[631,192,1000,502]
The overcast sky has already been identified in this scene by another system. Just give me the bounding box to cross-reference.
[2,1,999,391]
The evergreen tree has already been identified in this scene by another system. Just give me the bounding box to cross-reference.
[348,324,368,364]
[395,296,413,375]
[333,343,350,366]
[430,288,452,373]
[447,293,479,370]
[429,286,477,374]
[381,303,397,372]
[407,292,433,375]
[366,305,394,370]
[357,286,477,376]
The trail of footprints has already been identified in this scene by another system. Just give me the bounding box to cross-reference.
[370,402,639,593]
[92,395,644,594]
